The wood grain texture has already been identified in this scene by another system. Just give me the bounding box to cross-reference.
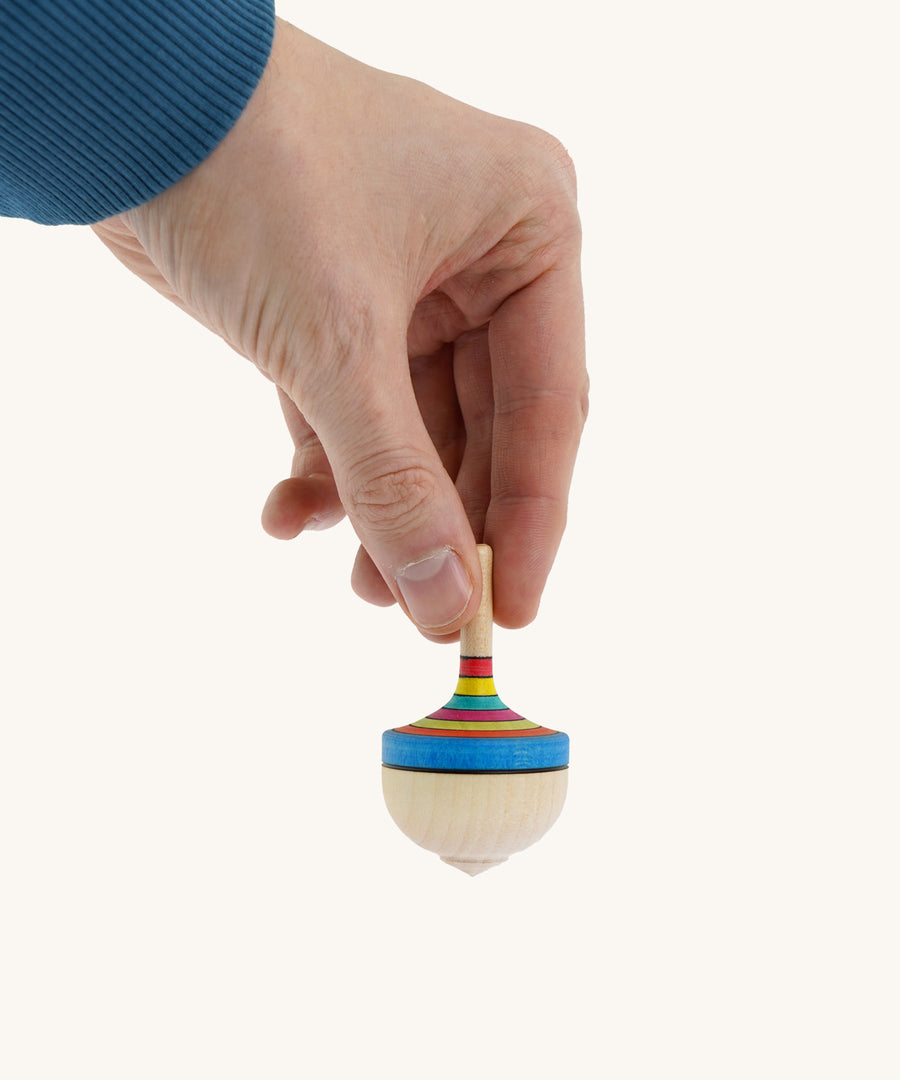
[381,767,569,876]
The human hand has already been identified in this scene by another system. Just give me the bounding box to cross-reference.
[92,19,587,639]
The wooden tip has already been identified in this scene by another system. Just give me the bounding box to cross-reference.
[441,855,508,876]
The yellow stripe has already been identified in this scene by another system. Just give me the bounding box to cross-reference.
[454,676,497,696]
[413,717,541,731]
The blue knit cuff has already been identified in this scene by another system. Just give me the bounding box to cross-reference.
[0,0,276,225]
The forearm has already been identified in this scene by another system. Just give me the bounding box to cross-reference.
[0,0,274,225]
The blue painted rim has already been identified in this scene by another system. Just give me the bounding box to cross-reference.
[382,728,569,772]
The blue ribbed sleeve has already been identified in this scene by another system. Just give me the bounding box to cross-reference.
[0,0,275,225]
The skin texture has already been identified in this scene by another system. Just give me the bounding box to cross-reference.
[92,19,587,640]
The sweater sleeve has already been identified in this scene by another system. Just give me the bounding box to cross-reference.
[0,0,275,225]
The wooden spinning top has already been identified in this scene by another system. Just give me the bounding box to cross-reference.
[382,545,569,875]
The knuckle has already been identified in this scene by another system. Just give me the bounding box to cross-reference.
[345,456,441,536]
[547,133,578,186]
[525,127,578,200]
[499,381,589,433]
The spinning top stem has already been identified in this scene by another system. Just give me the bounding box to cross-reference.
[382,545,569,875]
[460,544,494,659]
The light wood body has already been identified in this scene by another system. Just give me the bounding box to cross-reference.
[382,766,568,876]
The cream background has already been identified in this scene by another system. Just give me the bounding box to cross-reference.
[1,1,897,1076]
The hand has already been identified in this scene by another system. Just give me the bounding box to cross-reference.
[92,19,587,638]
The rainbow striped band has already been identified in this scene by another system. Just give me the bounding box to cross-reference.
[382,656,569,773]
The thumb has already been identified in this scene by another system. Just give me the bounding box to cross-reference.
[305,360,482,635]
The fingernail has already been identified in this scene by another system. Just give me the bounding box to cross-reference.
[396,548,473,629]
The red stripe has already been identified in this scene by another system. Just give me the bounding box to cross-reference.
[392,725,559,738]
[459,657,493,677]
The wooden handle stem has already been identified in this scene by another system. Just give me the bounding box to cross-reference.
[460,544,493,660]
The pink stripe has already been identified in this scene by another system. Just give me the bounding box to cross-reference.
[393,725,559,739]
[427,707,524,722]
